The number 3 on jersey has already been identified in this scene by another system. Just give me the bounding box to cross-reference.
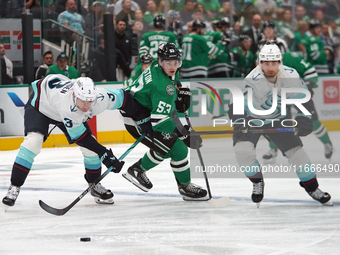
[156,101,171,114]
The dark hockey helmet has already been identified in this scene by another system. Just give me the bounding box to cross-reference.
[140,53,154,64]
[221,34,231,46]
[309,19,321,30]
[192,19,206,31]
[157,43,182,67]
[262,21,275,29]
[216,17,230,28]
[239,34,252,43]
[154,15,165,28]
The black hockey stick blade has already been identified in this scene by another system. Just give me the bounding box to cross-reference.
[172,110,190,135]
[39,134,145,216]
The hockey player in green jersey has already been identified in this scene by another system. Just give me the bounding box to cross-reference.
[138,15,180,59]
[263,49,333,163]
[203,18,229,45]
[122,43,208,201]
[181,19,218,78]
[125,53,154,87]
[230,35,256,77]
[302,20,329,75]
[208,34,233,77]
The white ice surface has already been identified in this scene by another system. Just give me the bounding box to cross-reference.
[1,132,340,255]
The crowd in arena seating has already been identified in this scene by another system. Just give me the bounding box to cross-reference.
[1,0,340,84]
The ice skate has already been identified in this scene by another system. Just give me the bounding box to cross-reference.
[177,181,208,201]
[89,182,114,204]
[262,148,278,164]
[324,142,333,159]
[122,160,153,192]
[307,188,332,206]
[252,181,264,208]
[2,184,20,207]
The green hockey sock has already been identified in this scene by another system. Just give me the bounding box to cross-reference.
[313,120,330,144]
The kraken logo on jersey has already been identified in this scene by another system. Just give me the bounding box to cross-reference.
[166,84,175,95]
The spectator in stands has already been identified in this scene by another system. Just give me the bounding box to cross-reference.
[85,1,104,49]
[192,8,214,32]
[115,0,136,32]
[131,20,144,50]
[320,23,335,73]
[216,0,237,21]
[197,0,221,18]
[294,4,310,27]
[134,9,150,33]
[258,21,288,54]
[143,0,163,25]
[35,51,54,80]
[242,14,262,55]
[89,37,131,82]
[167,10,183,37]
[46,53,80,79]
[313,9,326,24]
[294,20,309,52]
[255,0,277,16]
[276,0,292,9]
[57,0,85,43]
[195,2,213,21]
[114,0,140,16]
[115,20,132,66]
[179,0,195,25]
[0,43,14,85]
[276,8,294,46]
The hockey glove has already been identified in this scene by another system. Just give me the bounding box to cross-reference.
[99,149,125,173]
[176,125,202,149]
[175,87,191,113]
[295,113,312,136]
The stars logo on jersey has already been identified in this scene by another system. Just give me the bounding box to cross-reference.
[161,132,173,140]
[166,84,175,96]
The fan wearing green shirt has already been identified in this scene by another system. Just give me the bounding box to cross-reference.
[45,53,80,79]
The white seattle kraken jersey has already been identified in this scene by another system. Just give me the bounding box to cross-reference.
[242,64,308,122]
[30,74,124,140]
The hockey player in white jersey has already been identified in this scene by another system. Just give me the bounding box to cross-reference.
[229,43,332,206]
[2,74,151,207]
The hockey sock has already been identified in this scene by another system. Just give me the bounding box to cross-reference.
[313,120,330,144]
[168,139,191,185]
[11,146,37,187]
[84,155,102,183]
[300,177,319,192]
[269,140,277,149]
[140,150,164,171]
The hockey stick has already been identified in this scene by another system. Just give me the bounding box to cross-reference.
[177,110,230,207]
[39,134,145,216]
[171,110,297,136]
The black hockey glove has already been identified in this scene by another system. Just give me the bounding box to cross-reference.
[176,125,202,149]
[295,113,312,136]
[175,87,191,113]
[233,116,251,141]
[99,149,125,173]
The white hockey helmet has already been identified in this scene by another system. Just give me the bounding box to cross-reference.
[258,44,282,63]
[73,77,97,102]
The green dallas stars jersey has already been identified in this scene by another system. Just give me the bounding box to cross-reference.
[125,61,179,133]
[282,51,318,86]
[208,42,233,76]
[230,46,255,77]
[124,63,143,87]
[181,33,218,78]
[139,31,180,59]
[203,30,224,44]
[302,35,329,74]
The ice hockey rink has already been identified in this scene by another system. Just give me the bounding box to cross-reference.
[1,132,340,255]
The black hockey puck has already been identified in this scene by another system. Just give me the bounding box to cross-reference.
[80,237,91,242]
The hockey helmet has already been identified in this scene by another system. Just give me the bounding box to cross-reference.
[258,43,282,62]
[216,17,230,28]
[154,15,165,28]
[140,53,154,64]
[309,19,321,30]
[239,34,252,43]
[192,19,206,31]
[73,77,97,102]
[262,21,275,29]
[157,43,182,67]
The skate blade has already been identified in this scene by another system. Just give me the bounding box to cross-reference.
[93,197,114,204]
[4,205,10,212]
[322,200,333,206]
[210,197,230,208]
[256,202,261,208]
[122,173,150,192]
